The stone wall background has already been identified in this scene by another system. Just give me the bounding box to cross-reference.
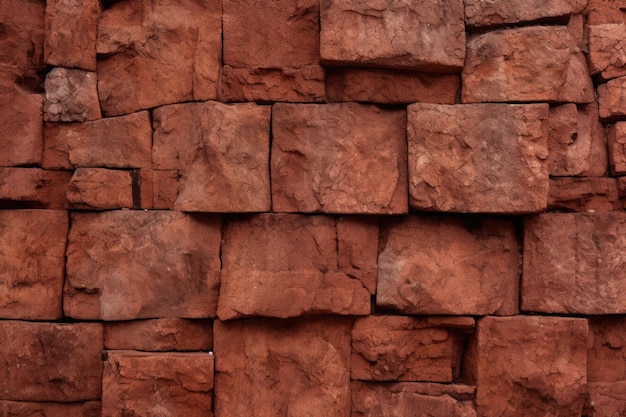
[2,0,626,416]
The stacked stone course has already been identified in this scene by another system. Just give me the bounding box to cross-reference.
[2,0,626,416]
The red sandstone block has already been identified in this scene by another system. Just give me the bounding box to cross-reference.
[0,401,101,417]
[0,210,67,320]
[548,177,619,212]
[467,316,588,417]
[351,381,476,417]
[103,351,213,417]
[97,0,221,116]
[151,170,179,209]
[408,103,549,213]
[377,216,519,315]
[104,318,212,352]
[608,122,626,174]
[320,0,465,72]
[214,317,351,417]
[585,382,626,416]
[464,0,585,27]
[463,26,594,103]
[66,168,133,210]
[0,0,45,80]
[44,0,99,70]
[588,316,626,382]
[43,68,101,122]
[0,168,71,209]
[43,122,72,169]
[272,103,407,214]
[598,77,626,121]
[152,101,271,212]
[0,321,103,402]
[589,23,626,80]
[523,213,626,314]
[337,216,378,294]
[351,316,469,382]
[64,210,221,320]
[586,0,626,25]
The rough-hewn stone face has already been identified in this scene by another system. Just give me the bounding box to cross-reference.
[609,122,626,175]
[463,26,594,103]
[43,67,101,122]
[104,319,212,352]
[0,168,70,209]
[0,321,103,402]
[320,0,465,72]
[464,0,586,27]
[585,382,626,417]
[152,101,271,212]
[97,0,222,116]
[214,317,352,417]
[66,168,133,210]
[337,216,379,294]
[588,316,626,383]
[103,351,214,417]
[598,77,626,120]
[589,23,626,80]
[548,177,619,212]
[408,103,549,213]
[65,211,221,320]
[272,103,407,214]
[377,216,520,315]
[0,401,101,417]
[523,213,626,314]
[468,316,588,417]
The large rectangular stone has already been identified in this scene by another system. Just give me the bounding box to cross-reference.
[66,168,133,210]
[43,68,101,122]
[0,168,70,209]
[104,319,212,352]
[548,177,619,212]
[465,0,586,28]
[589,23,626,80]
[598,76,626,121]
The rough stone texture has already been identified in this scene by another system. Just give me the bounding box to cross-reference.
[43,67,101,122]
[221,65,325,103]
[65,210,221,320]
[0,401,101,417]
[152,101,271,212]
[152,170,179,209]
[337,216,378,294]
[0,168,70,209]
[214,317,351,417]
[272,103,407,214]
[43,123,72,169]
[137,170,152,209]
[218,214,371,319]
[548,178,619,212]
[408,103,549,213]
[609,122,626,174]
[44,0,99,70]
[320,0,465,72]
[584,382,626,416]
[377,216,520,315]
[463,26,594,103]
[586,0,626,24]
[352,381,476,417]
[326,69,459,104]
[523,213,626,314]
[104,319,212,352]
[223,0,319,68]
[465,0,586,27]
[597,77,626,121]
[589,23,626,80]
[103,351,213,417]
[351,316,468,382]
[468,316,588,417]
[548,103,608,177]
[97,0,222,116]
[66,168,133,210]
[0,321,103,402]
[0,210,67,320]
[588,316,626,382]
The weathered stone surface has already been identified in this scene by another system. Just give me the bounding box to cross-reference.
[548,103,607,177]
[44,0,99,70]
[152,101,271,212]
[272,103,407,214]
[103,351,213,417]
[326,68,459,104]
[218,214,370,319]
[66,168,133,209]
[609,122,626,175]
[97,0,221,116]
[65,210,221,320]
[468,316,588,417]
[0,210,67,320]
[214,317,351,417]
[337,216,378,294]
[221,65,325,103]
[589,23,626,80]
[588,316,626,382]
[104,319,212,352]
[320,0,465,72]
[584,382,626,416]
[523,213,626,314]
[586,0,626,25]
[43,67,100,122]
[351,316,468,382]
[465,0,586,27]
[599,77,626,121]
[138,169,152,209]
[0,401,101,417]
[0,168,71,209]
[408,103,549,213]
[223,0,319,68]
[352,381,476,417]
[0,321,103,402]
[548,178,619,212]
[152,170,179,209]
[463,26,594,103]
[43,123,72,169]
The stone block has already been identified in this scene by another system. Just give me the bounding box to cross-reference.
[320,0,465,72]
[0,401,101,417]
[103,351,213,417]
[584,382,626,416]
[609,122,626,174]
[152,170,179,209]
[589,23,626,80]
[588,316,626,382]
[597,77,626,121]
[152,101,271,212]
[43,68,101,122]
[0,0,45,80]
[97,0,221,116]
[104,319,212,352]
[272,103,407,214]
[43,122,72,169]
[377,216,520,315]
[0,321,103,402]
[586,0,626,25]
[523,213,626,314]
[463,26,594,103]
[65,210,221,320]
[548,177,619,212]
[408,103,549,213]
[214,317,351,417]
[0,168,71,209]
[468,316,588,417]
[137,169,152,209]
[337,216,378,294]
[66,168,133,209]
[465,0,586,28]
